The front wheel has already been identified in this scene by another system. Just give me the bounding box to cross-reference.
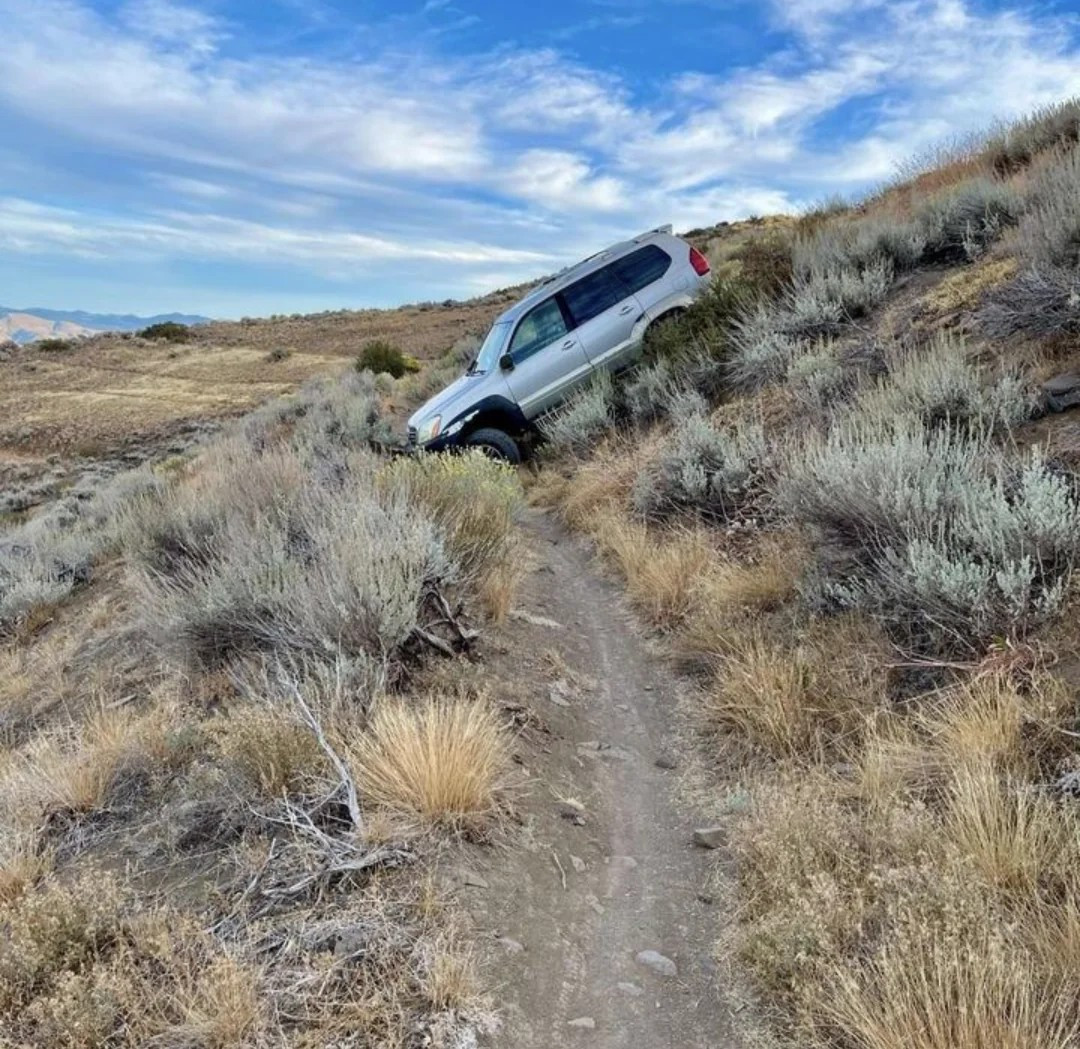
[464,427,521,464]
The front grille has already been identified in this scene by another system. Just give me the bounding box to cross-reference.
[407,426,418,446]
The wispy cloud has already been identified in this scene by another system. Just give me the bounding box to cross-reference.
[1,0,1079,314]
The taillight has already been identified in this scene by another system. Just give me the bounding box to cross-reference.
[689,246,710,276]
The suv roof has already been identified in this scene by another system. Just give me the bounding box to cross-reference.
[495,225,677,325]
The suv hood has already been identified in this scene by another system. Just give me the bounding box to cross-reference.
[408,371,491,428]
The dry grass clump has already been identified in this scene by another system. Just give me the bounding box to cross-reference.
[984,97,1080,174]
[701,614,888,758]
[216,704,325,798]
[0,872,264,1048]
[348,695,510,830]
[590,513,713,630]
[0,706,171,828]
[821,908,1077,1049]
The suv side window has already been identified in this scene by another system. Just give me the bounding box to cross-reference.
[509,297,568,363]
[561,266,627,327]
[611,245,672,295]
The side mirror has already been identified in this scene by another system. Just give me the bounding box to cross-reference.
[499,353,514,372]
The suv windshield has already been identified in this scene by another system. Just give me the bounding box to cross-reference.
[470,321,512,374]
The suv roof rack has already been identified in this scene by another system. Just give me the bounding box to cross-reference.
[632,223,672,242]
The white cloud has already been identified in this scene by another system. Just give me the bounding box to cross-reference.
[2,0,1080,311]
[0,197,555,271]
[120,0,224,53]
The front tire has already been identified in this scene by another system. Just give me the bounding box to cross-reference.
[464,427,521,464]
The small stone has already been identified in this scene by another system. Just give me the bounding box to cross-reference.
[617,981,644,996]
[697,893,715,906]
[654,754,677,770]
[570,854,586,873]
[510,609,563,629]
[463,872,489,889]
[585,894,605,915]
[693,826,728,850]
[497,937,524,954]
[611,855,638,870]
[1043,373,1080,412]
[567,1017,596,1029]
[635,949,677,977]
[558,803,587,826]
[548,680,572,707]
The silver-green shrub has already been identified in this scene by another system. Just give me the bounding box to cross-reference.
[0,467,164,632]
[980,144,1080,339]
[539,371,613,454]
[728,261,892,390]
[633,411,769,521]
[852,333,1038,432]
[779,416,1080,652]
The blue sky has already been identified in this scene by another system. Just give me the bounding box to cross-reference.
[2,0,1080,318]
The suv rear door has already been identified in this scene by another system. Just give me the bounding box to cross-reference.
[503,296,591,418]
[610,243,675,319]
[560,263,644,372]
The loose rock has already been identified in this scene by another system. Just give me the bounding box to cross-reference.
[692,826,727,850]
[567,1017,596,1029]
[635,949,677,977]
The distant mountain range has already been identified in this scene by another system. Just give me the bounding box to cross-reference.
[0,307,212,345]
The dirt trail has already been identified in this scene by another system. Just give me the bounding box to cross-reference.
[465,508,740,1047]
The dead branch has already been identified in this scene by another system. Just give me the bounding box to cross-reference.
[276,669,364,834]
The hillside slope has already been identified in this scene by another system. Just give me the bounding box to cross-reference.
[532,97,1080,1047]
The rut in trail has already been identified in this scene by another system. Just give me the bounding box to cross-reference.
[465,508,742,1048]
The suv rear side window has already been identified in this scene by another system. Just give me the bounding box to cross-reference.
[561,266,627,327]
[509,297,568,363]
[611,245,672,295]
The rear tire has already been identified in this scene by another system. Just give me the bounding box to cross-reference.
[464,427,521,464]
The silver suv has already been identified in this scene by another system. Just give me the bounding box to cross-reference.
[407,226,711,462]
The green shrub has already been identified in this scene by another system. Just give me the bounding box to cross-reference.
[355,340,418,379]
[125,441,447,673]
[539,372,614,455]
[266,347,291,362]
[633,411,769,522]
[139,322,191,343]
[35,338,72,353]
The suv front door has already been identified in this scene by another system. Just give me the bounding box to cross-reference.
[561,264,645,373]
[503,296,592,418]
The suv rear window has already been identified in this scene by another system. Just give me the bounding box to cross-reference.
[561,267,627,327]
[611,245,672,295]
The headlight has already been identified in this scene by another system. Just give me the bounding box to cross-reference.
[417,415,442,444]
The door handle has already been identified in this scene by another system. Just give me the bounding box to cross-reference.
[618,303,635,315]
[561,339,577,350]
